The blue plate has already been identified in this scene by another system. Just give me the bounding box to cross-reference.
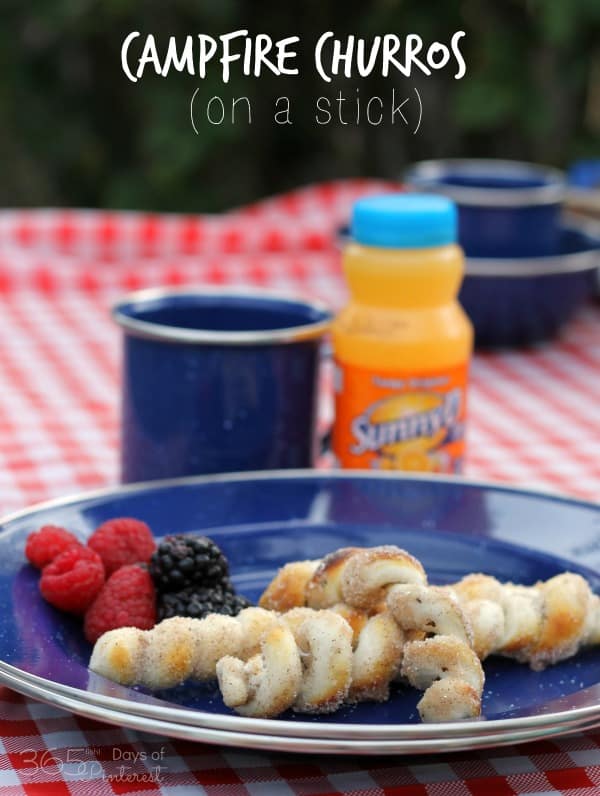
[1,471,600,747]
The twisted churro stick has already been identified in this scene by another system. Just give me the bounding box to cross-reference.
[90,546,600,723]
[387,583,473,646]
[259,546,486,719]
[90,605,356,718]
[402,637,484,722]
[259,546,482,717]
[340,547,427,611]
[448,572,600,670]
[216,624,302,718]
[310,545,428,610]
[261,550,600,669]
[277,608,353,713]
[284,547,429,704]
[259,560,320,612]
[385,583,484,720]
[89,608,280,688]
[260,545,427,612]
[348,611,404,702]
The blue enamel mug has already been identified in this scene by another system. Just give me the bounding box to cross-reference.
[112,288,332,483]
[404,159,566,258]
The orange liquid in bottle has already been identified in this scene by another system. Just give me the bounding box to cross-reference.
[332,194,473,473]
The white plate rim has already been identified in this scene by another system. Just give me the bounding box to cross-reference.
[2,664,600,756]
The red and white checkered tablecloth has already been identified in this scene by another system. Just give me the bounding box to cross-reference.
[0,180,599,794]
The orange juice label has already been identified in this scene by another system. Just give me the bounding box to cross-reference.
[332,360,468,473]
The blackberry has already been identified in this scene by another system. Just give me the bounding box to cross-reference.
[150,534,229,593]
[157,584,252,621]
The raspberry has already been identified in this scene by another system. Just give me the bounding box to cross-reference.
[87,517,156,576]
[84,564,156,643]
[40,546,105,614]
[25,525,82,569]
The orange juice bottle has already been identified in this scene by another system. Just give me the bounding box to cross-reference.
[332,194,473,473]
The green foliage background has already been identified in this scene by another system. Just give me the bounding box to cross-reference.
[1,0,599,212]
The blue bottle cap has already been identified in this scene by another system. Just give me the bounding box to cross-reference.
[351,193,457,249]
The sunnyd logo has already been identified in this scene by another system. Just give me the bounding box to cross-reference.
[350,389,462,455]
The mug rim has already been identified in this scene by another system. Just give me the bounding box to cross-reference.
[404,158,566,207]
[111,286,332,346]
